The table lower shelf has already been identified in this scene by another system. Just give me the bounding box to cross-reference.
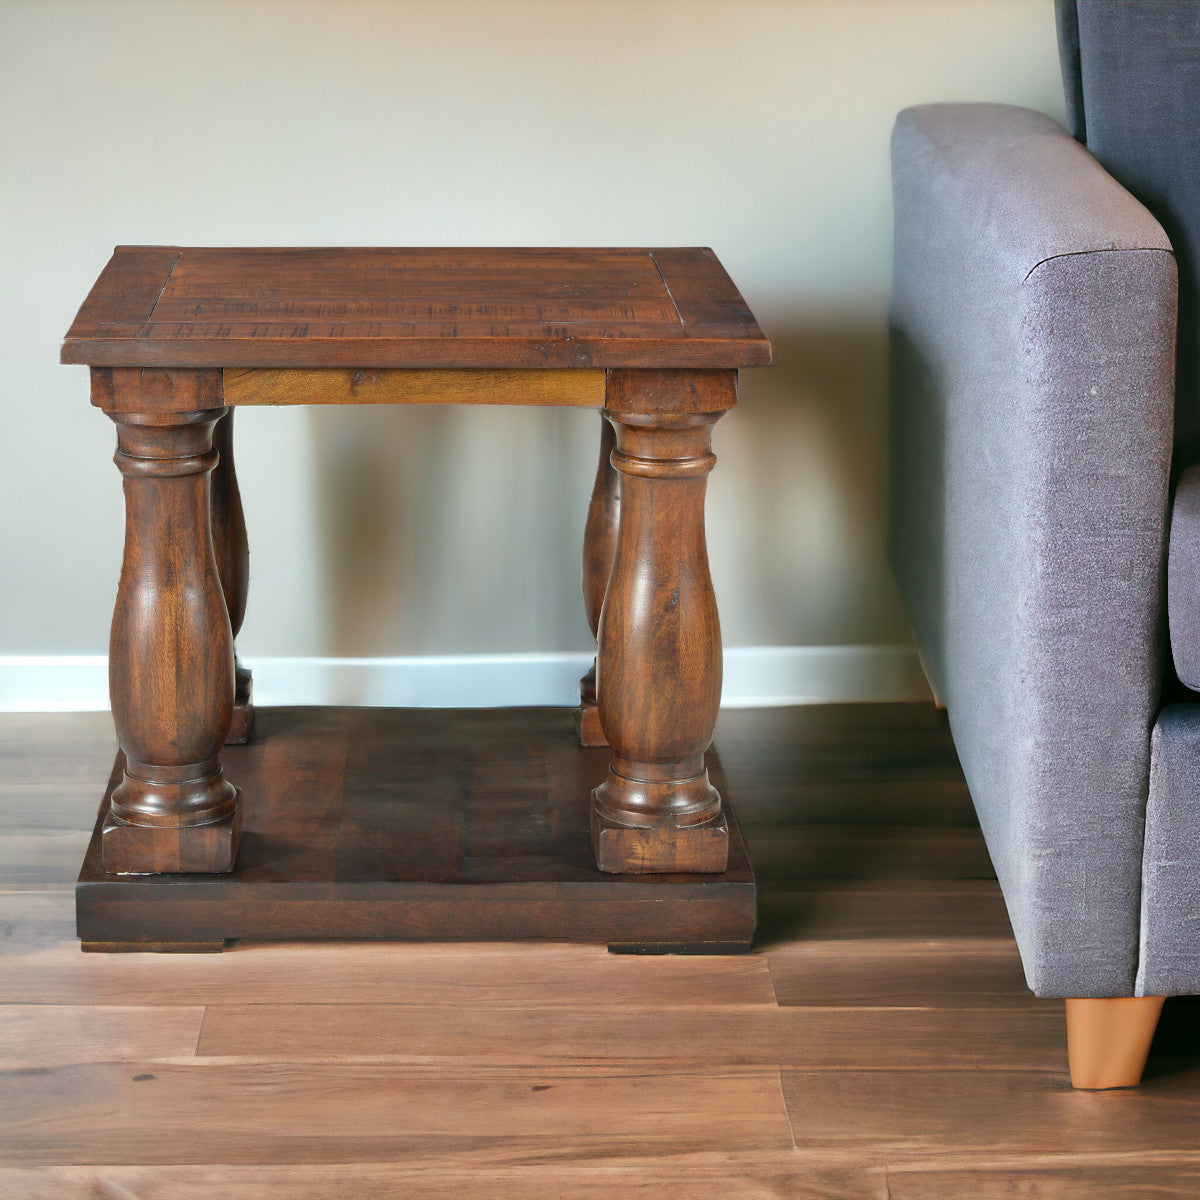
[76,706,757,952]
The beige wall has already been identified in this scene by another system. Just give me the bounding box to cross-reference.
[0,0,1066,658]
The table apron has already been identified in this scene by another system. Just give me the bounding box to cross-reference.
[223,367,607,408]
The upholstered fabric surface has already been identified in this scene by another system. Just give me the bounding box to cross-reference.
[1057,0,1200,461]
[891,104,1177,996]
[1168,466,1200,690]
[1140,703,1200,995]
[1054,0,1086,142]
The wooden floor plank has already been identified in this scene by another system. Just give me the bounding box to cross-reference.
[0,1005,204,1067]
[7,1161,1200,1200]
[716,706,962,778]
[0,785,107,834]
[882,1165,1200,1199]
[0,832,92,891]
[743,825,995,883]
[195,1002,1065,1071]
[715,702,952,750]
[1,1062,795,1166]
[0,892,73,952]
[0,893,777,1008]
[781,1069,1200,1168]
[0,713,115,792]
[755,882,1015,944]
[715,778,977,829]
[0,1161,886,1200]
[767,940,1040,1008]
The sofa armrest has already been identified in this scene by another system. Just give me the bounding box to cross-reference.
[890,103,1177,995]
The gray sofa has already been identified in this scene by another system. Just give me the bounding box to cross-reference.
[889,0,1199,1086]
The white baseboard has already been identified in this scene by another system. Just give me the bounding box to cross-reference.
[0,646,929,712]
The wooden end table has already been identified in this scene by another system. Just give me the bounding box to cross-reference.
[62,246,772,951]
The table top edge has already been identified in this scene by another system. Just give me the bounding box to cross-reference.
[61,335,775,370]
[62,245,773,370]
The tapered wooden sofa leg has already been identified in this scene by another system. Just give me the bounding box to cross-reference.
[1065,996,1165,1089]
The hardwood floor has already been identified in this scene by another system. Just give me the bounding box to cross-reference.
[2,704,1197,1198]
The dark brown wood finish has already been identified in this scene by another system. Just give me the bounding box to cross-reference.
[103,405,239,874]
[76,707,756,951]
[63,247,772,372]
[63,247,771,899]
[211,409,253,743]
[90,365,223,413]
[224,367,606,408]
[577,414,618,747]
[591,370,736,873]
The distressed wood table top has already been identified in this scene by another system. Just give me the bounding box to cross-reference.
[61,246,773,370]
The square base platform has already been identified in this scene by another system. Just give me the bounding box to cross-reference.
[77,707,756,953]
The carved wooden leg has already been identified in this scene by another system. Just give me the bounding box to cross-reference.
[592,406,728,873]
[1065,996,1165,1089]
[103,409,241,875]
[578,414,618,747]
[211,408,253,743]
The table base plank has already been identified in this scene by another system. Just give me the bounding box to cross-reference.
[76,707,756,953]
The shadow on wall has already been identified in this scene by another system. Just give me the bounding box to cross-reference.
[715,321,914,647]
[302,319,915,658]
[887,326,946,697]
[306,402,597,657]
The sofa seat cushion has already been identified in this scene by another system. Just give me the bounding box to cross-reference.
[1139,702,1200,995]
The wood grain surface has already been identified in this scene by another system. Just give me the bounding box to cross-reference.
[0,1005,204,1067]
[193,1001,1065,1070]
[0,1162,884,1200]
[3,703,1198,1199]
[74,707,756,948]
[781,1068,1200,1163]
[591,410,727,870]
[223,367,607,408]
[61,247,773,370]
[100,407,239,873]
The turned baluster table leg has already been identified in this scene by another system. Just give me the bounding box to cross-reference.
[211,408,254,743]
[578,413,618,747]
[102,407,241,875]
[591,371,735,874]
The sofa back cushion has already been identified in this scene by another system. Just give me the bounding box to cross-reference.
[1057,0,1200,459]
